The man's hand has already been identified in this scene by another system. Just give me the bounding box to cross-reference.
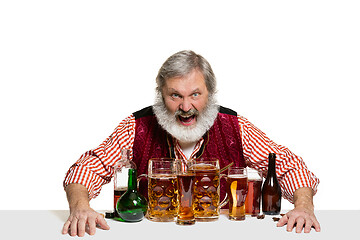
[62,206,110,237]
[277,187,321,233]
[62,183,110,237]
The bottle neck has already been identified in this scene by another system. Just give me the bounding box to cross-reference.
[119,148,136,169]
[127,169,137,191]
[268,153,276,176]
[121,149,130,161]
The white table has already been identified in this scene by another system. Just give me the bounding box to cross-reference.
[0,210,358,239]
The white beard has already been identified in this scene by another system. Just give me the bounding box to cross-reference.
[152,94,219,143]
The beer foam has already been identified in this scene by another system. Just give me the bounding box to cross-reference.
[150,174,177,179]
[228,174,246,178]
[247,168,262,180]
[190,163,217,171]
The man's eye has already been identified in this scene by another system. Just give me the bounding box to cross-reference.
[192,93,199,97]
[172,93,180,98]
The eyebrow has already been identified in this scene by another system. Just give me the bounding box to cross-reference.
[168,88,179,93]
[167,88,201,93]
[191,88,201,93]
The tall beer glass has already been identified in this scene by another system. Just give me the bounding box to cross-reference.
[140,158,179,222]
[176,159,196,225]
[245,168,262,216]
[226,166,248,220]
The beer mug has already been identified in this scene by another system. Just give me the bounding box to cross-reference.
[190,158,227,221]
[138,158,179,222]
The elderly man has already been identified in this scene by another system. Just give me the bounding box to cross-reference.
[62,50,320,237]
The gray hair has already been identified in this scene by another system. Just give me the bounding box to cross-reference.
[156,50,217,95]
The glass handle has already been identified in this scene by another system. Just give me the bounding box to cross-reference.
[220,162,234,173]
[219,174,229,208]
[137,174,148,189]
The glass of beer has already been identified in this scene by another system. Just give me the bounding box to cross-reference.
[245,168,263,216]
[139,158,179,222]
[190,158,227,221]
[176,159,196,225]
[226,166,248,221]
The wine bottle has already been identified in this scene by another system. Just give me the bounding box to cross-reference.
[262,153,282,215]
[116,168,148,222]
[113,149,136,218]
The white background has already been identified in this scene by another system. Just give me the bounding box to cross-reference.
[1,0,359,211]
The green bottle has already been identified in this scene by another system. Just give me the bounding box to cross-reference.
[116,168,148,222]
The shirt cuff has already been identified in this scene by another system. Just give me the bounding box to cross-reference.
[280,168,320,203]
[63,164,107,199]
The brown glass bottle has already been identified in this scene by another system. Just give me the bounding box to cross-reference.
[262,153,282,215]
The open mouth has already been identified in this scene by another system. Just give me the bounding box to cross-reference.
[178,115,196,126]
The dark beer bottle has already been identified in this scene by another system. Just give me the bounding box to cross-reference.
[262,153,282,215]
[116,168,148,222]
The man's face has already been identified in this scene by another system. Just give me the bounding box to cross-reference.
[162,69,209,128]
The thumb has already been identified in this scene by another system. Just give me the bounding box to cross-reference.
[276,214,288,227]
[96,214,110,230]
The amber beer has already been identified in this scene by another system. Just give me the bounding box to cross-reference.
[245,179,262,216]
[226,170,248,221]
[141,158,179,222]
[245,168,263,216]
[191,162,220,221]
[176,174,196,225]
[147,174,179,222]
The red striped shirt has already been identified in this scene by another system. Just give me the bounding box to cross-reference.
[63,114,319,203]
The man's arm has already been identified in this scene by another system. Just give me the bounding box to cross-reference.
[237,115,320,233]
[277,187,321,233]
[62,183,110,237]
[62,115,136,236]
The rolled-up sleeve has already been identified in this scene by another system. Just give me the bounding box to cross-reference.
[238,115,320,203]
[63,115,136,199]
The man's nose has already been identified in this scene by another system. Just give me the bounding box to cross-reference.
[180,98,192,112]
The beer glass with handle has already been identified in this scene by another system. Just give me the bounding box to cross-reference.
[190,158,228,221]
[138,158,179,222]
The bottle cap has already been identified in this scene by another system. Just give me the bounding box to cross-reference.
[269,153,276,159]
[105,212,114,219]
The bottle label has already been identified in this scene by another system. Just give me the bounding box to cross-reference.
[115,167,130,190]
